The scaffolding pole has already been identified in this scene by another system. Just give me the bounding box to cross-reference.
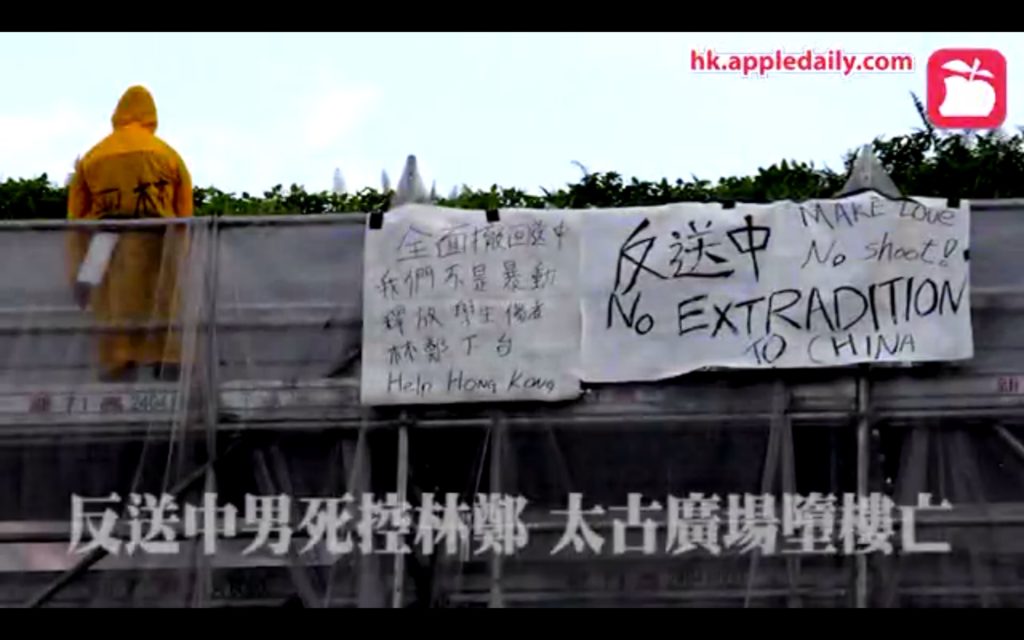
[340,422,384,608]
[489,414,506,608]
[744,380,799,607]
[855,372,871,609]
[392,417,410,609]
[198,204,223,608]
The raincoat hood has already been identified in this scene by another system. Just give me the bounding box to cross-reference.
[111,86,158,132]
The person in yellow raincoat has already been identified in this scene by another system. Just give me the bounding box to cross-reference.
[66,85,193,382]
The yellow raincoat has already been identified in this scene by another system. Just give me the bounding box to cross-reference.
[66,86,193,378]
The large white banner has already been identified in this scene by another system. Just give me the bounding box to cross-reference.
[361,204,582,405]
[581,192,972,383]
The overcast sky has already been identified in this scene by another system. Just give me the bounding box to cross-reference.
[1,32,1020,196]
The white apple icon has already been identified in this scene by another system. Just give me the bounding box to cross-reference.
[938,57,997,117]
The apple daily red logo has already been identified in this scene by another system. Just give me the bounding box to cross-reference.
[927,48,1007,129]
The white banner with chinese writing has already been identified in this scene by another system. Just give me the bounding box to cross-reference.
[580,192,972,383]
[361,204,582,405]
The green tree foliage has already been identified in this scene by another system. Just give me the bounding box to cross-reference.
[4,101,1023,220]
[0,175,71,220]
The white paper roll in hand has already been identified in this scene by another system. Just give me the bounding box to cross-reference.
[76,232,120,287]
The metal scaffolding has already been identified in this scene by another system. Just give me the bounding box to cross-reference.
[0,194,1022,607]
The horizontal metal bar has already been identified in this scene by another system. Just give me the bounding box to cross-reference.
[0,214,367,231]
[0,421,209,441]
[0,304,359,335]
[879,407,1024,420]
[216,213,366,227]
[69,596,362,608]
[215,412,847,432]
[6,406,1024,436]
[971,286,1024,297]
[0,374,1021,430]
[445,587,849,603]
[970,199,1024,210]
[0,316,358,335]
[444,582,1024,603]
[1,197,1021,231]
[891,585,1024,599]
[0,432,211,448]
[229,408,1024,430]
[0,302,348,316]
[0,218,203,231]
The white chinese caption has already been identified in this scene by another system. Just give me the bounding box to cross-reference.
[69,491,952,557]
